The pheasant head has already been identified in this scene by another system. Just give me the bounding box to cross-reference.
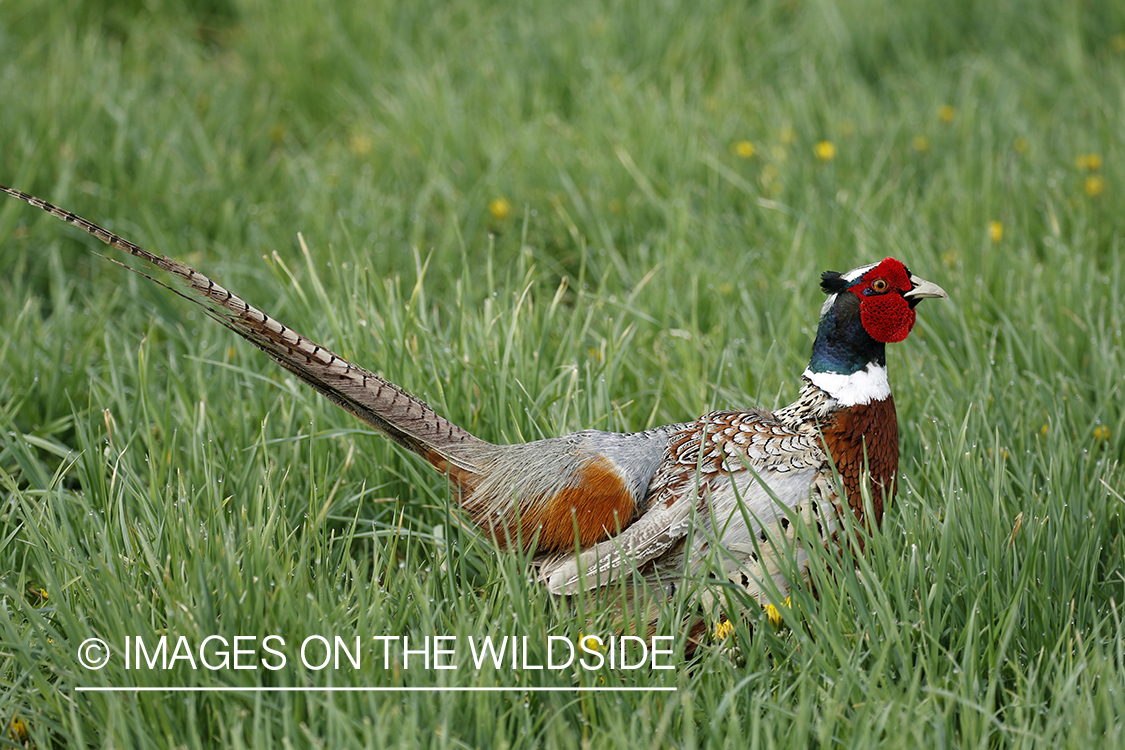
[805,257,947,406]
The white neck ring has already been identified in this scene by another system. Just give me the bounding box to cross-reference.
[803,364,890,407]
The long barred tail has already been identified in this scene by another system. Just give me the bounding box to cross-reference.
[0,184,490,481]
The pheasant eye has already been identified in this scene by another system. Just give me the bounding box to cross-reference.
[870,279,889,293]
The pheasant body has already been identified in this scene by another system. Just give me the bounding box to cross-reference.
[539,372,899,600]
[1,184,945,617]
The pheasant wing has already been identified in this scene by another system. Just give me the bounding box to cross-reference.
[542,410,830,596]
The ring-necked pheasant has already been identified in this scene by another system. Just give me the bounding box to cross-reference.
[2,184,946,616]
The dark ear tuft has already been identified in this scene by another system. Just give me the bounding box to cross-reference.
[820,271,848,295]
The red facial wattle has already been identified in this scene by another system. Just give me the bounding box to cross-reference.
[850,257,917,343]
[859,294,916,342]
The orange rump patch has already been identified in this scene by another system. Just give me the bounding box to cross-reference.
[521,455,637,552]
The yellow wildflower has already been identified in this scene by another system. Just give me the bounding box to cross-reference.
[1040,424,1049,437]
[734,140,756,158]
[1075,153,1102,171]
[578,634,603,652]
[1014,137,1029,155]
[7,715,28,743]
[713,620,735,640]
[1094,425,1110,441]
[764,597,792,627]
[780,126,797,145]
[764,604,782,627]
[488,197,512,221]
[938,105,955,123]
[348,132,373,156]
[814,141,836,161]
[1113,34,1125,54]
[912,136,930,152]
[1084,175,1106,197]
[608,198,622,214]
[988,221,1003,243]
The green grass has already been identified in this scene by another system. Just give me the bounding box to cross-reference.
[1,0,1124,746]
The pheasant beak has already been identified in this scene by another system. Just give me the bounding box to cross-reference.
[904,275,948,303]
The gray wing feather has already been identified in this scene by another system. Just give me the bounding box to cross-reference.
[543,411,831,596]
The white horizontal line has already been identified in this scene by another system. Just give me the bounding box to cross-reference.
[76,686,675,693]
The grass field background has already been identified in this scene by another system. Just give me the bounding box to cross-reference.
[1,0,1123,747]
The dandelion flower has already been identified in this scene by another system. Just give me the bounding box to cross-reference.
[734,140,756,158]
[1075,153,1102,171]
[938,105,955,123]
[1094,425,1110,441]
[764,604,781,627]
[814,141,836,161]
[713,620,735,640]
[1085,175,1107,197]
[7,715,29,744]
[579,634,603,652]
[988,221,1003,243]
[912,136,930,152]
[348,132,373,156]
[1040,424,1049,437]
[488,197,512,221]
[764,597,791,627]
